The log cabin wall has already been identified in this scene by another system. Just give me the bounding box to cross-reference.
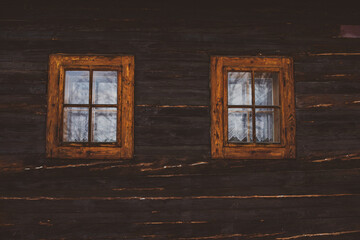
[0,1,359,239]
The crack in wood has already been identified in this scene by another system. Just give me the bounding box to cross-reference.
[136,221,207,225]
[309,53,360,56]
[276,229,360,240]
[148,174,201,178]
[91,162,154,171]
[141,164,183,172]
[346,100,360,104]
[177,232,283,239]
[38,220,53,226]
[112,187,165,191]
[140,235,159,238]
[312,153,360,162]
[306,103,333,108]
[0,223,14,226]
[190,162,209,166]
[23,160,130,171]
[324,74,350,77]
[0,194,358,201]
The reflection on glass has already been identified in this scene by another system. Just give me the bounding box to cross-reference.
[228,108,253,143]
[63,107,89,142]
[64,71,89,104]
[255,108,280,143]
[92,108,117,142]
[254,72,279,106]
[93,71,117,104]
[228,72,252,105]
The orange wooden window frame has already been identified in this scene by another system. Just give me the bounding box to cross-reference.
[210,56,296,159]
[46,54,134,159]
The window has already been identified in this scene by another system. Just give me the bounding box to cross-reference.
[46,54,134,159]
[210,56,296,159]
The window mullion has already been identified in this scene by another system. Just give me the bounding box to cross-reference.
[88,70,93,143]
[251,70,256,143]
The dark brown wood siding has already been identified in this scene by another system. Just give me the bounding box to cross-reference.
[1,1,359,239]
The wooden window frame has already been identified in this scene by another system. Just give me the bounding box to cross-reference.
[46,54,134,159]
[210,56,296,159]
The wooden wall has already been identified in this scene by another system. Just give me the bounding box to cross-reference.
[1,1,359,239]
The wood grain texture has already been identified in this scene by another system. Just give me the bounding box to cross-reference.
[0,0,359,239]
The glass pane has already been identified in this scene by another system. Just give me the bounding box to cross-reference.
[92,107,117,142]
[255,108,280,143]
[93,71,118,104]
[63,107,89,142]
[64,71,90,104]
[228,72,252,105]
[228,108,253,143]
[254,72,279,106]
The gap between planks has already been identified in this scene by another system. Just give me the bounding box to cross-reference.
[176,232,283,240]
[308,52,360,56]
[276,229,360,240]
[0,193,358,201]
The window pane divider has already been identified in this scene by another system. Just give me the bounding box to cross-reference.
[227,105,280,108]
[63,104,117,107]
[251,70,256,143]
[61,71,119,144]
[88,70,93,142]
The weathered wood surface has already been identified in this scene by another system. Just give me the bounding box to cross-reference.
[1,1,360,239]
[45,54,134,159]
[210,56,296,159]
